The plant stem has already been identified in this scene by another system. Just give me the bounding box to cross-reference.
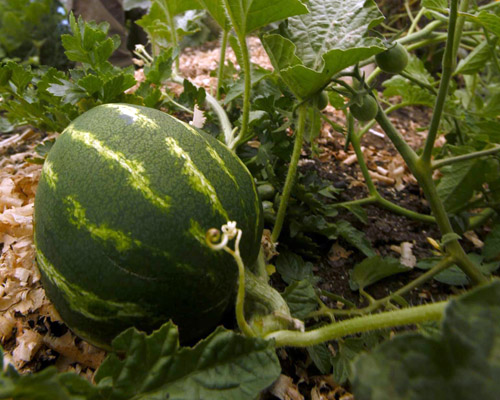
[216,30,229,100]
[432,145,500,170]
[265,301,446,347]
[157,1,180,72]
[231,34,252,148]
[421,0,459,163]
[375,110,487,285]
[399,71,438,95]
[271,103,307,243]
[374,109,419,168]
[367,257,454,310]
[415,164,488,284]
[228,245,255,337]
[452,0,471,58]
[407,7,426,36]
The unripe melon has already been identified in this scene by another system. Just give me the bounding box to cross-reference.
[34,104,263,348]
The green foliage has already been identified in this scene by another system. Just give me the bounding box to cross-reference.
[349,256,409,291]
[262,0,385,99]
[0,323,280,400]
[352,281,500,400]
[0,0,70,68]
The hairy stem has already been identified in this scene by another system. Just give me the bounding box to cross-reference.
[421,0,459,163]
[265,301,446,347]
[432,145,500,170]
[216,30,229,100]
[271,103,307,243]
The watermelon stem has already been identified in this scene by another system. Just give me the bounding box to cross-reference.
[207,222,256,337]
[207,223,300,337]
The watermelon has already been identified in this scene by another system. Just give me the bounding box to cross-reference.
[34,104,263,349]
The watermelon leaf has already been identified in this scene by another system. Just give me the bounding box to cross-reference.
[222,0,309,37]
[93,322,281,400]
[351,280,500,400]
[261,0,385,99]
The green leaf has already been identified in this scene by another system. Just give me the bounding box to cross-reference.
[262,0,384,99]
[349,256,409,291]
[77,75,104,96]
[62,14,119,69]
[421,0,447,11]
[224,67,271,104]
[101,73,137,102]
[455,40,496,75]
[0,117,14,133]
[196,0,229,29]
[483,224,500,261]
[95,322,281,400]
[136,0,201,48]
[336,220,375,257]
[436,159,487,214]
[282,279,319,319]
[144,47,173,85]
[275,251,315,284]
[383,55,436,106]
[307,344,333,374]
[416,255,499,286]
[352,280,500,400]
[468,11,500,38]
[223,0,308,36]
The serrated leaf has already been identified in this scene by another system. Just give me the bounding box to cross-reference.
[95,322,280,400]
[350,256,409,291]
[77,75,104,95]
[275,251,315,284]
[262,0,384,99]
[455,40,495,75]
[144,48,174,84]
[101,73,137,102]
[223,0,308,36]
[352,280,500,400]
[336,220,375,257]
[436,159,487,214]
[282,279,319,319]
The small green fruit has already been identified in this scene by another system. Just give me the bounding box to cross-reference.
[375,42,409,74]
[350,95,378,122]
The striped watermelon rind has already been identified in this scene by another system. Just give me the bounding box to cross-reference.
[34,104,263,348]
